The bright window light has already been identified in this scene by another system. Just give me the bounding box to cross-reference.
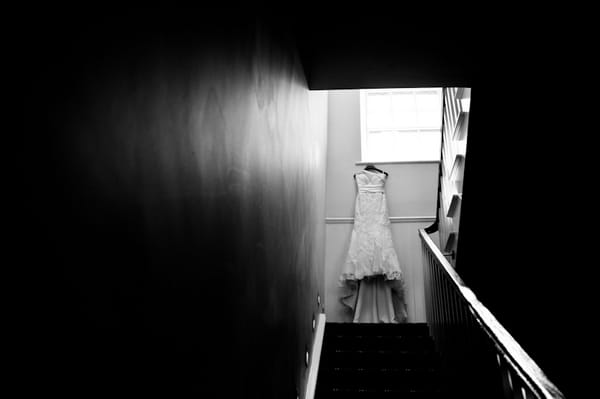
[360,88,443,162]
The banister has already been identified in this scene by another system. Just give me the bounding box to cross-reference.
[419,228,565,398]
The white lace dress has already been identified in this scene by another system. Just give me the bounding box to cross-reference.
[339,170,408,323]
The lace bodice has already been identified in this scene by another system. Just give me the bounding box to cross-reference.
[355,170,386,193]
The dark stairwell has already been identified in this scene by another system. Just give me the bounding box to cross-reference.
[316,323,448,398]
[11,7,589,398]
[310,84,565,398]
[294,12,584,397]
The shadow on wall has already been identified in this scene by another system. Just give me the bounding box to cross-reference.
[15,11,328,398]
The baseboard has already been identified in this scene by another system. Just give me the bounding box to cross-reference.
[304,313,326,399]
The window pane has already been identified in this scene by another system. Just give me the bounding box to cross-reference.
[417,111,441,128]
[367,130,390,160]
[366,130,441,162]
[416,91,441,127]
[416,91,440,111]
[367,93,391,128]
[391,92,416,128]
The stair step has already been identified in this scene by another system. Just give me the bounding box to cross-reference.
[325,334,434,351]
[325,323,429,337]
[316,323,450,399]
[318,367,442,389]
[316,386,446,399]
[320,348,440,368]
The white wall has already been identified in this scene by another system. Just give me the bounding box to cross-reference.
[324,90,439,322]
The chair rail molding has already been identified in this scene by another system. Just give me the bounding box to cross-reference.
[326,216,436,224]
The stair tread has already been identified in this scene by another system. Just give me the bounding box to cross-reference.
[324,337,434,351]
[327,335,433,342]
[319,386,444,392]
[321,366,440,372]
[320,350,440,367]
[322,348,438,357]
[325,323,428,332]
[326,322,428,326]
[323,349,435,356]
[316,386,447,397]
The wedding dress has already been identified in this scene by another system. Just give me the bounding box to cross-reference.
[339,170,407,323]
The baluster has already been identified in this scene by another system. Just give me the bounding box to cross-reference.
[424,247,431,325]
[467,310,481,397]
[449,287,460,369]
[437,260,445,352]
[426,249,432,327]
[444,276,452,364]
[502,365,514,399]
[484,335,505,399]
[457,296,471,387]
[451,292,461,392]
[427,251,434,329]
[444,273,454,362]
[452,286,460,373]
[513,381,527,399]
[520,385,537,399]
[437,265,446,355]
[432,258,440,348]
[495,353,507,399]
[512,372,540,399]
[449,282,457,329]
[429,252,434,328]
[445,271,453,357]
[432,258,441,348]
[445,283,455,383]
[442,272,451,355]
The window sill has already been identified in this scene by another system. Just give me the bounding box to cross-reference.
[356,160,440,165]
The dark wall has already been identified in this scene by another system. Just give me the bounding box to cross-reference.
[294,11,592,397]
[456,37,590,397]
[15,10,327,398]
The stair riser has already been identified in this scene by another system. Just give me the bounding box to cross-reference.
[318,374,442,389]
[325,336,434,351]
[321,352,439,368]
[316,389,444,399]
[325,324,429,337]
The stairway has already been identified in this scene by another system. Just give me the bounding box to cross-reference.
[315,323,449,398]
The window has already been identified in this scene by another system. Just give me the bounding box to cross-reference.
[360,88,443,162]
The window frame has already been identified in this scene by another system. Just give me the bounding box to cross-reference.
[359,87,443,163]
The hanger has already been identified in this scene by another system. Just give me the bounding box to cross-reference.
[354,164,389,179]
[364,163,388,176]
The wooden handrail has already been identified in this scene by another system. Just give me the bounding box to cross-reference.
[419,229,565,398]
